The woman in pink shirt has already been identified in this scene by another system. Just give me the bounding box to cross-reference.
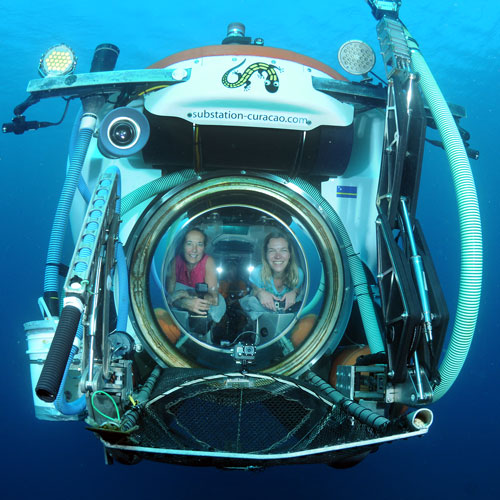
[166,228,225,322]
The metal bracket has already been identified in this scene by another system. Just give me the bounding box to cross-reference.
[386,367,433,405]
[63,170,119,304]
[64,170,122,390]
[84,360,134,426]
[376,17,411,78]
[26,68,191,99]
[336,365,387,401]
[367,0,402,20]
[336,363,433,406]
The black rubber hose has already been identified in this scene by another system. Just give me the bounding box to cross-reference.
[120,366,162,431]
[305,372,390,431]
[36,304,82,403]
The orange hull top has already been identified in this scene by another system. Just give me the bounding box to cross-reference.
[149,44,347,81]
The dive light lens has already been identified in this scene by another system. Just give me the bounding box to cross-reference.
[38,44,77,78]
[110,120,137,147]
[97,107,150,158]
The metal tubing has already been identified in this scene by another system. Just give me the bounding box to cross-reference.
[406,408,433,430]
[85,251,104,391]
[413,352,425,400]
[400,197,433,342]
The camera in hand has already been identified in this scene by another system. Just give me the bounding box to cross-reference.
[274,299,286,312]
[189,282,210,335]
[195,282,209,298]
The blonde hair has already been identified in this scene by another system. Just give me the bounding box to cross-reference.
[260,231,300,290]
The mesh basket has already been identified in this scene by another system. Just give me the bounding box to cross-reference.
[128,369,383,457]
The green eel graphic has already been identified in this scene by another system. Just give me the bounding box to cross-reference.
[222,59,281,93]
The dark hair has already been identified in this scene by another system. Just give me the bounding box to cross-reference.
[175,227,208,259]
[183,227,207,246]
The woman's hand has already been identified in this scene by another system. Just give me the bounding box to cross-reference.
[172,293,210,315]
[256,289,277,311]
[184,297,210,315]
[282,290,297,310]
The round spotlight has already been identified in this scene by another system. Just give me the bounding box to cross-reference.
[38,44,77,78]
[337,40,376,76]
[98,107,150,158]
[109,119,137,147]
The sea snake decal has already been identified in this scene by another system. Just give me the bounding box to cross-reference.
[222,59,281,93]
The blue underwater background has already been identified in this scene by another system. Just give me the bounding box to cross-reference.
[1,1,498,498]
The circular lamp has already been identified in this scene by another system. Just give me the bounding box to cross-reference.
[338,40,376,76]
[38,44,77,77]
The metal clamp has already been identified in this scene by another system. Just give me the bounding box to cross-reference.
[376,17,411,77]
[367,0,402,20]
[63,169,119,303]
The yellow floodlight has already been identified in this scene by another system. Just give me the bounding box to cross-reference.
[38,44,77,78]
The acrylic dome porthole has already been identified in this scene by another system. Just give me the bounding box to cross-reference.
[127,174,353,375]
